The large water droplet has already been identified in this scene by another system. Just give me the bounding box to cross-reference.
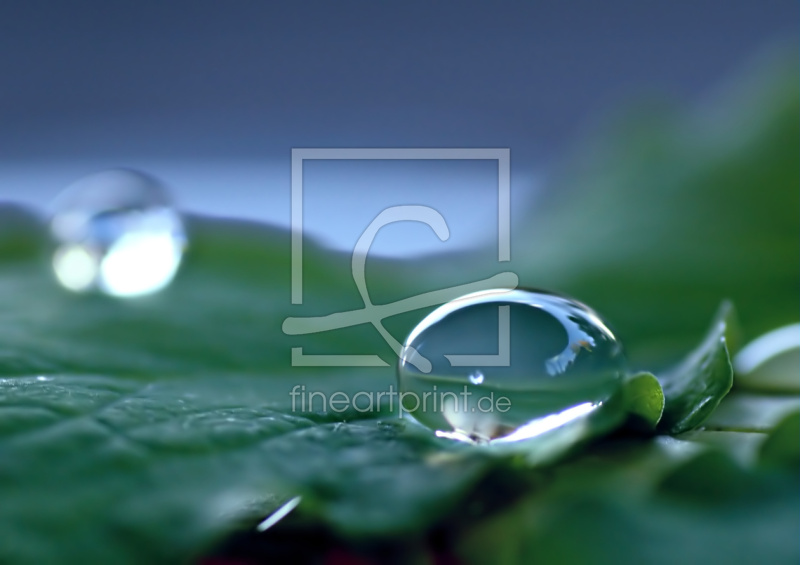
[50,169,186,297]
[398,288,627,445]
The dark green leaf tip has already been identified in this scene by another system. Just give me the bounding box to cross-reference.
[656,301,735,434]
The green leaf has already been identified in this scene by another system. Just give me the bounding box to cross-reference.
[456,439,800,565]
[0,48,796,564]
[622,371,665,432]
[656,302,734,434]
[0,373,501,563]
[0,375,295,563]
[506,49,799,367]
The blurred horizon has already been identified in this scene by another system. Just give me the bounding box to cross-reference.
[0,1,796,256]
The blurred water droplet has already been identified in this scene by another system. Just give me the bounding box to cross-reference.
[50,169,186,297]
[398,288,627,444]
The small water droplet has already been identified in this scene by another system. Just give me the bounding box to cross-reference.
[50,169,186,297]
[398,288,627,444]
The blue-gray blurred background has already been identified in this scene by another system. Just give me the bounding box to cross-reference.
[0,1,795,256]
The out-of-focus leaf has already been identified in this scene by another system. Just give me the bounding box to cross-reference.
[703,392,800,432]
[457,441,799,565]
[509,50,799,366]
[657,449,767,502]
[404,52,797,368]
[733,323,800,393]
[759,410,800,470]
[655,302,734,434]
[459,440,800,565]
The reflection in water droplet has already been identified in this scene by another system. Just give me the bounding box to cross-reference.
[50,169,186,297]
[398,288,627,445]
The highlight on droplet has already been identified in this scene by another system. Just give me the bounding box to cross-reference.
[398,288,627,444]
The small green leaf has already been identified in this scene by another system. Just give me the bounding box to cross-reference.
[656,302,734,434]
[622,371,665,432]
